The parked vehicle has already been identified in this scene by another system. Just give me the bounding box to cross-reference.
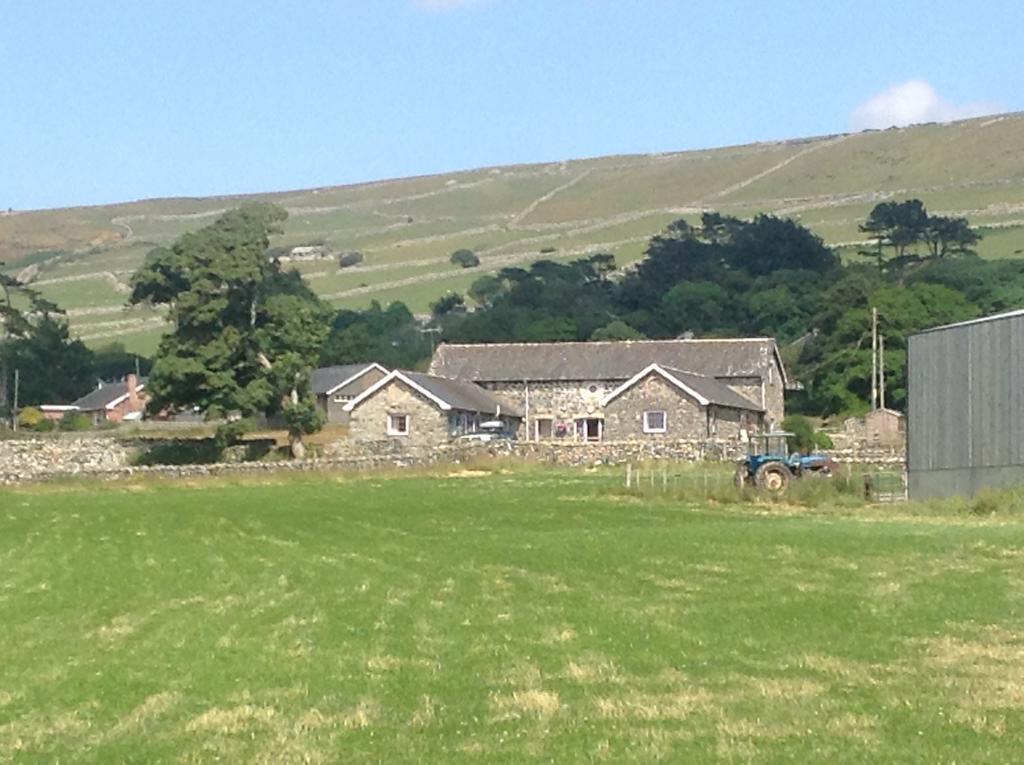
[455,420,514,443]
[735,432,835,493]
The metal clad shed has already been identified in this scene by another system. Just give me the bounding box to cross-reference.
[908,309,1024,498]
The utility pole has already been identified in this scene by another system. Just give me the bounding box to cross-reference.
[879,333,886,410]
[12,368,19,432]
[871,307,878,411]
[417,326,442,357]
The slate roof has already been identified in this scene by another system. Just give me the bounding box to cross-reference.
[72,378,147,411]
[346,370,522,418]
[405,371,521,417]
[658,366,764,411]
[430,339,786,384]
[311,364,384,395]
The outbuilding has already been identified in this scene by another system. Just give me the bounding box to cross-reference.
[343,370,521,450]
[908,309,1024,498]
[601,364,763,441]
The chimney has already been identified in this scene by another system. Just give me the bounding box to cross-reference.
[126,374,140,408]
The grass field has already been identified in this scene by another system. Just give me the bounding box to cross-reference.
[2,112,1024,354]
[2,467,1024,762]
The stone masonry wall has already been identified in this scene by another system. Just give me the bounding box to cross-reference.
[347,379,449,452]
[0,432,905,486]
[0,436,137,482]
[603,374,706,440]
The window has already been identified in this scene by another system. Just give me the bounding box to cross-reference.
[387,413,409,436]
[575,418,603,442]
[534,417,553,439]
[333,394,353,404]
[643,410,667,433]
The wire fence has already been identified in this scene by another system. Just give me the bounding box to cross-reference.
[621,460,908,503]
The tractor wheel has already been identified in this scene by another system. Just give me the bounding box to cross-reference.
[755,462,791,493]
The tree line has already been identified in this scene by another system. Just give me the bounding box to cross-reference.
[2,199,1018,447]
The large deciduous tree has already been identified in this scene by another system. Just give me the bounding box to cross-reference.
[130,204,330,457]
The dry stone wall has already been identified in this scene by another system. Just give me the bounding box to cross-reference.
[0,436,137,483]
[0,433,907,486]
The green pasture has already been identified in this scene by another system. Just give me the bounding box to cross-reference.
[2,467,1024,762]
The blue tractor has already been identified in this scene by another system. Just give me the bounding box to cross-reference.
[735,432,835,493]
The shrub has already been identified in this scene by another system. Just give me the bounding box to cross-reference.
[781,414,832,453]
[34,418,56,433]
[430,292,466,317]
[17,407,44,431]
[338,251,364,268]
[449,249,480,268]
[59,412,92,431]
[539,246,557,254]
[133,439,222,466]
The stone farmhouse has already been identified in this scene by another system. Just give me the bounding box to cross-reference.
[429,338,786,442]
[311,363,389,425]
[343,369,521,449]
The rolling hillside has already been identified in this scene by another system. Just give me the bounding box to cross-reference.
[4,113,1024,355]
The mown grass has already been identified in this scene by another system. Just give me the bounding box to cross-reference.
[2,466,1024,762]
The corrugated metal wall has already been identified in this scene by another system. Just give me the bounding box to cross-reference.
[908,312,1024,498]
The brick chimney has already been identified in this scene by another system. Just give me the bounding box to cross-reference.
[126,374,140,409]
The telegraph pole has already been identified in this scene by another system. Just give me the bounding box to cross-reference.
[879,333,886,410]
[871,307,878,411]
[12,368,19,431]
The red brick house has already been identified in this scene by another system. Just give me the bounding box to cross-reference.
[69,374,149,425]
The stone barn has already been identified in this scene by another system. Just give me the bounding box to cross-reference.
[602,364,763,441]
[429,338,785,442]
[343,370,521,451]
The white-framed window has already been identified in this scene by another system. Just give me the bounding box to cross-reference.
[333,394,353,404]
[643,410,667,433]
[387,413,410,436]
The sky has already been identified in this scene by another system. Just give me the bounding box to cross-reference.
[1,0,1020,210]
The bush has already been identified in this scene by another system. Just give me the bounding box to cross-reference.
[34,418,56,433]
[17,407,44,431]
[781,414,832,453]
[338,251,364,268]
[431,292,466,317]
[449,249,480,268]
[133,439,222,466]
[59,411,92,431]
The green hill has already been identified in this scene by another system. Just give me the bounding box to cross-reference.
[4,113,1024,354]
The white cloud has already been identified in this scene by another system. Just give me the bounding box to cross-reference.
[411,0,486,10]
[850,79,1002,131]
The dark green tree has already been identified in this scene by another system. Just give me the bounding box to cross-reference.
[590,319,645,341]
[130,204,330,457]
[449,249,480,268]
[921,215,981,259]
[1,267,92,412]
[431,292,466,317]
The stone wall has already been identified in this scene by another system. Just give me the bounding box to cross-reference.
[604,374,707,440]
[0,436,137,483]
[347,379,449,451]
[482,380,614,439]
[482,372,783,440]
[0,432,906,486]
